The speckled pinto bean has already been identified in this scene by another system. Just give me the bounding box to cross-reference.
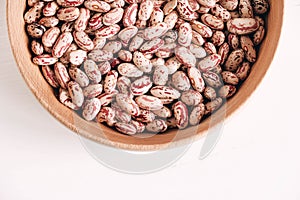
[189,103,206,125]
[24,0,269,134]
[52,32,73,58]
[123,3,138,27]
[116,94,140,116]
[227,18,259,35]
[175,47,196,68]
[173,101,189,129]
[41,65,59,88]
[130,76,153,96]
[135,95,163,111]
[67,81,84,107]
[59,88,80,110]
[96,107,116,127]
[178,22,192,47]
[150,86,181,99]
[57,0,85,7]
[82,98,101,121]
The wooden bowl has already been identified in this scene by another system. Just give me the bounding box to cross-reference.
[6,0,284,150]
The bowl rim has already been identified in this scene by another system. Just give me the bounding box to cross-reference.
[6,0,284,151]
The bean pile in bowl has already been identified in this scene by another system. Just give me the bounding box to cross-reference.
[23,0,269,135]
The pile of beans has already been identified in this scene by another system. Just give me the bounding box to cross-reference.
[24,0,269,135]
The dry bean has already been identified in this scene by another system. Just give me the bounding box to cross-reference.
[96,107,116,127]
[153,65,169,86]
[146,119,167,133]
[134,109,156,123]
[150,86,181,99]
[173,101,189,129]
[82,98,101,121]
[135,95,163,111]
[189,103,205,125]
[130,76,153,96]
[218,85,236,98]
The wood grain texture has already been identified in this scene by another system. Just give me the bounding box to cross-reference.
[6,0,284,151]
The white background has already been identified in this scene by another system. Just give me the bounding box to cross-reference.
[1,1,300,199]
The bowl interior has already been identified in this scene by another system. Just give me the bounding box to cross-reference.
[6,0,284,150]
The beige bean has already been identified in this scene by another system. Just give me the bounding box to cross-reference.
[88,49,113,62]
[57,7,80,22]
[152,106,172,118]
[33,54,58,65]
[104,70,118,93]
[83,84,103,98]
[41,65,59,88]
[84,59,102,83]
[153,65,169,86]
[178,22,192,47]
[134,109,156,123]
[74,8,90,32]
[96,107,116,127]
[52,32,73,58]
[210,4,231,22]
[118,63,143,78]
[97,90,118,106]
[24,2,44,24]
[239,0,253,18]
[221,71,239,85]
[115,122,137,135]
[39,16,60,28]
[218,85,237,98]
[198,54,221,72]
[69,49,87,66]
[130,76,153,96]
[82,98,101,121]
[123,3,138,27]
[84,0,111,12]
[149,7,164,26]
[173,101,189,129]
[240,36,256,63]
[187,67,206,93]
[205,97,223,114]
[31,40,44,56]
[135,95,163,111]
[26,23,46,38]
[224,49,245,72]
[165,57,181,74]
[174,46,196,68]
[235,62,251,81]
[103,8,124,26]
[146,119,167,133]
[69,67,89,87]
[172,71,191,91]
[132,51,153,73]
[204,86,217,100]
[202,71,223,88]
[130,120,145,133]
[201,13,224,30]
[58,88,80,110]
[253,26,265,46]
[150,86,181,99]
[138,0,154,21]
[181,90,203,106]
[189,103,205,125]
[227,18,259,35]
[219,0,238,11]
[54,62,70,89]
[191,20,213,38]
[67,81,84,107]
[116,94,140,116]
